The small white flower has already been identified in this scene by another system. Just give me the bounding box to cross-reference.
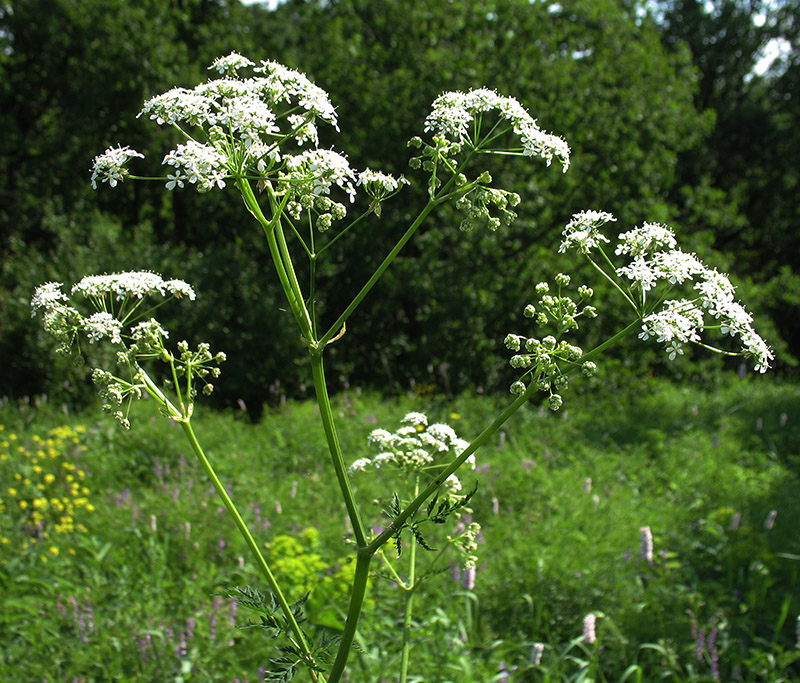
[367,429,394,448]
[348,457,372,474]
[616,222,677,257]
[130,318,169,342]
[30,282,68,315]
[82,312,123,344]
[162,141,228,193]
[91,145,144,189]
[255,60,339,129]
[140,87,213,127]
[616,255,659,291]
[651,249,705,285]
[640,300,703,347]
[427,423,458,444]
[559,210,615,254]
[283,149,357,203]
[401,412,429,427]
[208,52,254,75]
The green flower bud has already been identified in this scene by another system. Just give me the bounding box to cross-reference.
[523,304,536,318]
[548,394,563,411]
[555,273,571,287]
[510,380,526,395]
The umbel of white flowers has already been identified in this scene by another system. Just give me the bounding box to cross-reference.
[31,272,225,429]
[90,52,570,235]
[506,211,772,407]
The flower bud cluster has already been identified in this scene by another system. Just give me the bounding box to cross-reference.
[449,519,482,570]
[454,180,521,232]
[350,412,473,500]
[505,274,598,408]
[407,135,464,198]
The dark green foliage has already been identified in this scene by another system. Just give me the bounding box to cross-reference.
[218,586,343,681]
[386,481,479,556]
[2,0,797,409]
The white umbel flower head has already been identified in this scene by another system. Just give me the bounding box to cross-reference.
[425,88,571,170]
[91,145,144,189]
[559,210,615,254]
[71,272,195,302]
[208,52,255,76]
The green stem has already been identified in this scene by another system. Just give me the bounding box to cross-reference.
[399,475,420,683]
[318,198,440,346]
[179,419,321,682]
[237,178,313,338]
[326,550,372,683]
[309,351,367,548]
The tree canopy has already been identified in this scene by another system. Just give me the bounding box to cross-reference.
[2,0,796,411]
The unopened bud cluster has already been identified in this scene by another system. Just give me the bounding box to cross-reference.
[505,273,598,408]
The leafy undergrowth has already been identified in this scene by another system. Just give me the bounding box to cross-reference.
[1,374,798,681]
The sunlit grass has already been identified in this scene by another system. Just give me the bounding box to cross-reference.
[0,374,798,681]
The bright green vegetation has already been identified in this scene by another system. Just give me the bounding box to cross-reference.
[2,375,798,681]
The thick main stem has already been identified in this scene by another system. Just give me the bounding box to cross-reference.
[309,351,367,548]
[179,420,321,682]
[327,551,372,683]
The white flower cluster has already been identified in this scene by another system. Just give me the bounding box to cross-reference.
[558,210,615,254]
[90,145,145,189]
[357,168,409,198]
[32,274,224,428]
[92,53,368,213]
[208,52,254,75]
[284,149,357,203]
[424,88,571,170]
[162,140,229,192]
[559,216,773,372]
[350,412,473,495]
[31,273,195,354]
[70,272,195,302]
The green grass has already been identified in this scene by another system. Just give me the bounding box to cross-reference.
[1,374,798,682]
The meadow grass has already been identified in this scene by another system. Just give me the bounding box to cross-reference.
[1,374,798,681]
